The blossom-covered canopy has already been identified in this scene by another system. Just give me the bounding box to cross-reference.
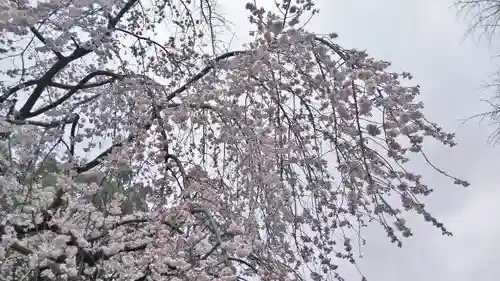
[0,0,466,280]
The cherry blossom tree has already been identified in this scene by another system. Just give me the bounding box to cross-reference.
[0,0,467,280]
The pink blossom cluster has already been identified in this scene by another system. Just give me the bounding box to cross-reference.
[0,0,467,280]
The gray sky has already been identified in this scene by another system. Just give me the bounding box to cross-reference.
[219,0,500,280]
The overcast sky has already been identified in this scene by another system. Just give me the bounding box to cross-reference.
[219,1,500,280]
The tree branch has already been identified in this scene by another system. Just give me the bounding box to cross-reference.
[17,0,139,117]
[7,115,76,128]
[1,79,115,106]
[165,50,248,102]
[30,26,64,59]
[25,71,123,118]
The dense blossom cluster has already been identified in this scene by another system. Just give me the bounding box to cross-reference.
[0,0,467,280]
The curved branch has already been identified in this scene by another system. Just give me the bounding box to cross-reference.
[75,142,123,174]
[6,115,76,128]
[50,79,116,90]
[17,0,139,117]
[0,80,38,104]
[165,153,188,188]
[30,26,64,59]
[114,27,179,55]
[227,257,258,273]
[165,50,248,102]
[75,117,154,173]
[1,79,115,106]
[17,47,93,117]
[313,36,350,62]
[108,0,139,29]
[25,71,124,118]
